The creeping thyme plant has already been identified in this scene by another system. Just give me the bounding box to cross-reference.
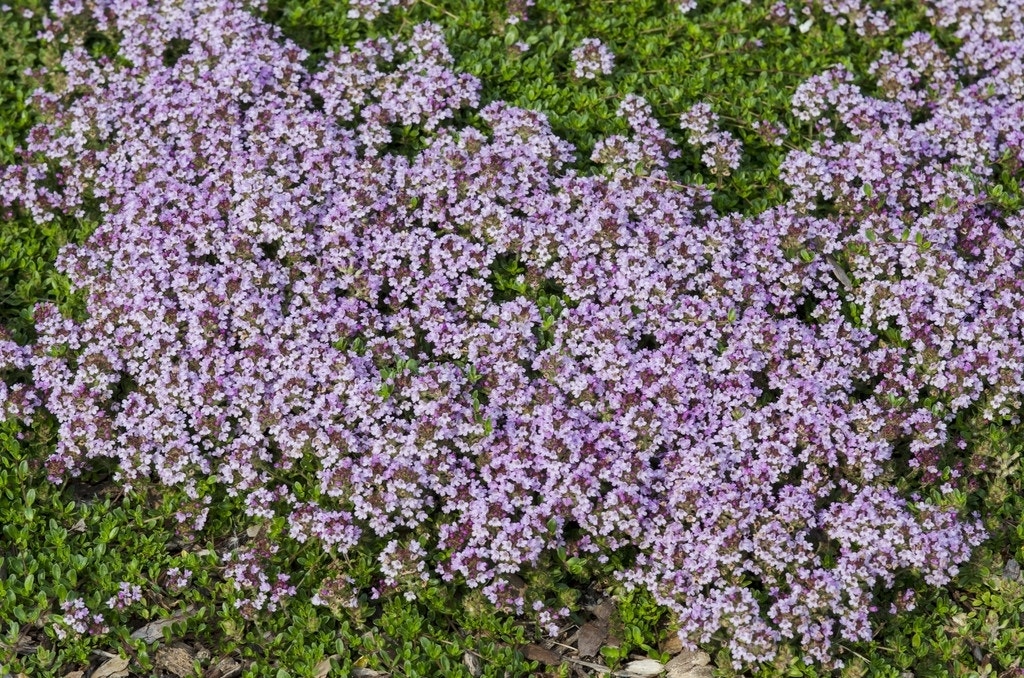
[3,0,1024,675]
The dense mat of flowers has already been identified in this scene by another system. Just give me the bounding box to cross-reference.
[3,0,1024,667]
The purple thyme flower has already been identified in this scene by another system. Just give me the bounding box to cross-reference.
[571,38,615,80]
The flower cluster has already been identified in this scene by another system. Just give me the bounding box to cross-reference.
[534,602,571,637]
[224,540,295,617]
[3,0,1023,667]
[505,0,535,25]
[679,102,743,175]
[798,0,892,36]
[53,598,107,640]
[346,0,411,21]
[753,119,789,146]
[311,571,359,611]
[768,1,796,26]
[105,582,143,611]
[379,539,430,600]
[570,38,615,80]
[591,94,680,176]
[311,22,479,152]
[164,567,193,593]
[0,329,39,421]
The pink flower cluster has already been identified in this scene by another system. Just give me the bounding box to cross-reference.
[795,0,892,36]
[768,1,796,26]
[753,119,789,146]
[677,0,697,14]
[311,571,359,611]
[2,0,1023,667]
[679,102,743,176]
[53,597,107,640]
[591,95,681,176]
[570,38,615,80]
[164,567,193,593]
[311,22,479,152]
[505,0,535,25]
[224,539,296,617]
[346,0,410,21]
[0,329,39,421]
[106,581,143,611]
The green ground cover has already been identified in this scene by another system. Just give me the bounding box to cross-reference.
[1,0,1024,676]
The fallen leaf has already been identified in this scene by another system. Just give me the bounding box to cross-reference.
[622,658,665,676]
[590,599,615,622]
[91,657,130,678]
[576,621,607,658]
[523,644,563,666]
[462,652,482,677]
[155,645,196,677]
[13,635,38,654]
[826,255,853,289]
[130,611,192,643]
[205,657,242,678]
[671,668,714,678]
[665,650,713,678]
[660,633,683,655]
[664,650,711,671]
[313,655,339,677]
[351,669,388,677]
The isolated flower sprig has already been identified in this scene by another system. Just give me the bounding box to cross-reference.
[679,102,743,175]
[2,0,1024,668]
[570,37,614,80]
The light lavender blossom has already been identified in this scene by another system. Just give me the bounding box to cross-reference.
[680,102,743,174]
[164,567,193,593]
[54,598,108,639]
[571,38,615,80]
[106,582,143,611]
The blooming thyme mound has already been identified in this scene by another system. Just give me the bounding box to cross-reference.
[4,0,1024,667]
